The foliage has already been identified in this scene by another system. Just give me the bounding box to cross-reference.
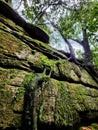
[11,0,98,68]
[58,0,98,66]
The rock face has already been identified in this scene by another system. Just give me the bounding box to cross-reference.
[0,1,98,130]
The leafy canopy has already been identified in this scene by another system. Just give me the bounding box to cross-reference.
[13,0,98,68]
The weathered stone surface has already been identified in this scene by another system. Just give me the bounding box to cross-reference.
[0,1,98,130]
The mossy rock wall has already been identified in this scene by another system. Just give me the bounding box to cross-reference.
[0,1,98,129]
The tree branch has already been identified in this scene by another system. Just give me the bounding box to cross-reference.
[33,1,77,23]
[71,38,83,45]
[50,22,76,61]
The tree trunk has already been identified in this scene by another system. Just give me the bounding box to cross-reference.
[60,33,76,61]
[81,27,93,65]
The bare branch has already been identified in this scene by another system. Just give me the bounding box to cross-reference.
[50,21,76,61]
[33,1,77,23]
[71,38,82,45]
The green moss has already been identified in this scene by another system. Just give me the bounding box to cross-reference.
[91,123,98,129]
[23,72,50,88]
[0,84,21,128]
[0,15,25,33]
[22,72,52,125]
[13,87,25,103]
[11,114,21,128]
[22,73,33,88]
[0,68,16,88]
[0,68,28,126]
[39,54,56,67]
[67,83,98,112]
[54,82,80,126]
[0,27,30,56]
[38,78,51,121]
[56,59,81,81]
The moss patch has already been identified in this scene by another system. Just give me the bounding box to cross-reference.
[55,81,79,126]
